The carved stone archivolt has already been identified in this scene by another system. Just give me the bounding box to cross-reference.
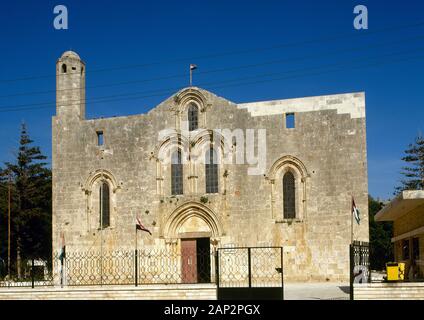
[82,169,121,194]
[82,169,121,231]
[266,155,309,221]
[162,201,224,241]
[171,88,208,114]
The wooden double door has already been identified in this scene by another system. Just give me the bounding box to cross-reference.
[181,238,211,283]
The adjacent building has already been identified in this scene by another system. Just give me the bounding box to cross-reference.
[375,190,424,279]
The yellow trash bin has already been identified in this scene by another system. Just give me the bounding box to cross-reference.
[398,263,405,280]
[386,262,405,281]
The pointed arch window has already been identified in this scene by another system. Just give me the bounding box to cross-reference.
[283,171,296,219]
[188,104,199,131]
[99,182,110,229]
[205,148,219,194]
[61,64,67,73]
[171,150,183,195]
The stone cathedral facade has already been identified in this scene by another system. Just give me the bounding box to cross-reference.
[52,51,369,282]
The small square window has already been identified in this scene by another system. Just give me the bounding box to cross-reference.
[97,131,104,146]
[286,113,295,129]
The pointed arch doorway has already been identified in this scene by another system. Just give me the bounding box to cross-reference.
[163,202,223,284]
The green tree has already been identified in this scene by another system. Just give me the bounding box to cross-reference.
[396,134,424,193]
[369,196,393,270]
[0,123,51,277]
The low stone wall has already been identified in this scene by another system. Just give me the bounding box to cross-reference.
[0,284,217,300]
[354,282,424,300]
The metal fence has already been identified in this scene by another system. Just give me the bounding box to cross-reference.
[350,241,370,300]
[0,258,54,288]
[0,248,216,288]
[216,247,283,300]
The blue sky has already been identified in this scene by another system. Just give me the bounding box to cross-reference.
[0,0,423,200]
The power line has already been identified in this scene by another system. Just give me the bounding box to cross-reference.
[1,45,423,109]
[2,34,424,99]
[1,47,423,110]
[209,54,424,92]
[1,19,424,84]
[0,50,422,113]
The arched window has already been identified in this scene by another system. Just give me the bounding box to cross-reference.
[99,182,110,229]
[283,171,296,219]
[61,64,67,73]
[188,104,199,131]
[171,150,183,195]
[205,148,218,194]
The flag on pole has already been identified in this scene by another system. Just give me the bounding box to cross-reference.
[59,232,66,263]
[136,217,152,235]
[190,64,197,71]
[352,197,361,225]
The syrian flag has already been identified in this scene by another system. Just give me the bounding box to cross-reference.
[190,64,197,71]
[352,197,361,225]
[136,217,152,235]
[59,232,66,263]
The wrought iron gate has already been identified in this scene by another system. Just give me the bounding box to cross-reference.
[216,247,283,300]
[350,241,370,300]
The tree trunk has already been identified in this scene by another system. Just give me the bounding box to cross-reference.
[16,235,21,279]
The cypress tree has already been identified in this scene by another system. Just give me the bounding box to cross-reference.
[397,134,424,193]
[1,123,51,278]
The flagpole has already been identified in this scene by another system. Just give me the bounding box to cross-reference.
[7,174,11,278]
[190,66,192,87]
[351,196,354,245]
[351,208,353,245]
[60,232,65,288]
[135,221,138,287]
[60,232,63,288]
[100,171,103,286]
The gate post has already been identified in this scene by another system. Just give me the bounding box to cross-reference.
[215,250,219,288]
[215,250,220,300]
[31,258,35,289]
[135,249,138,287]
[349,244,354,300]
[247,248,252,288]
[281,247,284,300]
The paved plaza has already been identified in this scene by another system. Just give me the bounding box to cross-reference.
[284,283,350,300]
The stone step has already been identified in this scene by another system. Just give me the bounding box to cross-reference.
[355,289,424,293]
[354,292,424,299]
[356,296,424,299]
[0,286,217,300]
[355,292,424,296]
[356,298,424,300]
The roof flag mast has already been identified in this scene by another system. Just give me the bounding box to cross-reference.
[190,64,197,86]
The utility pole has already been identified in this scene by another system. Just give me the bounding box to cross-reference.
[100,171,103,286]
[7,174,11,278]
